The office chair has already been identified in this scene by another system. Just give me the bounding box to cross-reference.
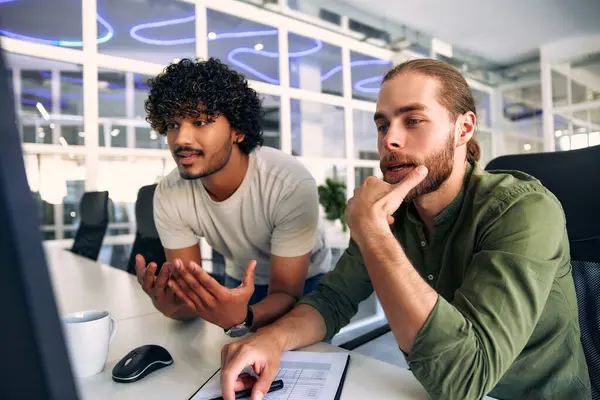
[70,191,109,261]
[210,249,226,285]
[486,145,600,399]
[127,184,166,275]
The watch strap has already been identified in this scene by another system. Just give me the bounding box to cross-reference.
[224,305,253,335]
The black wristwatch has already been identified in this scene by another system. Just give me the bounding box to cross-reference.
[224,305,254,338]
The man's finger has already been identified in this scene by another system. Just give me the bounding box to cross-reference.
[175,262,218,307]
[135,254,146,283]
[382,165,428,213]
[154,262,171,298]
[251,365,278,400]
[235,375,256,392]
[221,354,253,400]
[240,260,256,289]
[168,280,198,312]
[165,285,179,304]
[221,345,231,369]
[188,261,226,298]
[142,262,158,294]
[174,266,214,310]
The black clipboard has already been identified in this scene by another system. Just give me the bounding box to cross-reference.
[188,354,351,400]
[188,368,220,399]
[334,354,351,400]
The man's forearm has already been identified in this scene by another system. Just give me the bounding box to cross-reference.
[356,232,438,353]
[250,292,297,330]
[258,304,327,351]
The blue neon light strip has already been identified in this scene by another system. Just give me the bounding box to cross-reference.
[0,0,391,95]
[130,15,195,46]
[320,59,391,81]
[128,15,390,92]
[354,75,386,93]
[41,71,151,93]
[130,19,324,86]
[15,72,151,104]
[39,71,126,91]
[19,85,124,101]
[227,32,323,85]
[22,98,50,107]
[134,75,150,91]
[0,11,114,47]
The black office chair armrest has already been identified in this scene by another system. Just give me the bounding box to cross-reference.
[339,324,392,351]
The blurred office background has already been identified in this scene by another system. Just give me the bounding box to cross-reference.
[2,0,599,347]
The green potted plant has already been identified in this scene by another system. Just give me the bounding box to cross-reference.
[317,178,347,233]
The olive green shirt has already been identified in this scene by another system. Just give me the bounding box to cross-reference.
[299,163,591,399]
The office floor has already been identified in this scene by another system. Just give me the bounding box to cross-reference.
[352,332,409,370]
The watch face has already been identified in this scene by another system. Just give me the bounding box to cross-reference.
[227,325,250,338]
[226,306,253,338]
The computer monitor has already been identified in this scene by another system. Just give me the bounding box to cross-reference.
[0,45,79,399]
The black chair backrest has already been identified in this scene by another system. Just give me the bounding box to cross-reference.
[126,184,224,282]
[127,184,166,274]
[486,145,600,399]
[210,249,226,285]
[70,191,109,261]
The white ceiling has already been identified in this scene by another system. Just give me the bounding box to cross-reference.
[338,0,600,65]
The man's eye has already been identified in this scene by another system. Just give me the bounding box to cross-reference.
[376,125,389,134]
[407,119,422,126]
[166,122,178,130]
[194,120,207,127]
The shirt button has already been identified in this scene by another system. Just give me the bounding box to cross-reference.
[420,241,426,247]
[428,274,434,281]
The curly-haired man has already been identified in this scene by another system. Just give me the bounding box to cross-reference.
[135,58,331,337]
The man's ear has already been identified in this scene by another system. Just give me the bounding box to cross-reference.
[232,130,245,145]
[456,111,476,147]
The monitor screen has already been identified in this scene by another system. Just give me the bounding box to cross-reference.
[0,44,79,399]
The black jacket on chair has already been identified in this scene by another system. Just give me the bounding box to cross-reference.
[127,184,166,275]
[486,144,600,400]
[70,191,109,261]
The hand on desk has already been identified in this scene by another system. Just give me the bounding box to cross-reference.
[135,255,195,320]
[220,331,284,400]
[168,259,257,330]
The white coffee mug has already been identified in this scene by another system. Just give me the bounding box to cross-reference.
[62,310,117,378]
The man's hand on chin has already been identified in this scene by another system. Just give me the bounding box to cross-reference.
[345,166,428,247]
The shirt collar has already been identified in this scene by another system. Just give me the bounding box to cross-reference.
[404,162,475,228]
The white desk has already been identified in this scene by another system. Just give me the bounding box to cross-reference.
[45,246,490,400]
[45,245,158,320]
[77,314,429,400]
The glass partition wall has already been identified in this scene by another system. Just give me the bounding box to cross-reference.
[2,0,504,337]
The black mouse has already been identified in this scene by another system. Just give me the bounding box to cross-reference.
[112,344,173,383]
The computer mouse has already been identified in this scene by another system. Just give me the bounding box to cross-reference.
[112,344,173,383]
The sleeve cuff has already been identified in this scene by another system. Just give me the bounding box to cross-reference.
[407,295,470,363]
[271,241,315,258]
[159,235,199,250]
[298,292,339,341]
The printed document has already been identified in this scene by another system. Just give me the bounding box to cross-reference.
[190,351,350,400]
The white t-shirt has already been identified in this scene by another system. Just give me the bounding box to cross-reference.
[154,146,332,285]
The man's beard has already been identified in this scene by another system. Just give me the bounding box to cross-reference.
[178,135,233,180]
[380,130,455,203]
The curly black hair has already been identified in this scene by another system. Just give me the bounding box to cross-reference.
[145,58,264,154]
